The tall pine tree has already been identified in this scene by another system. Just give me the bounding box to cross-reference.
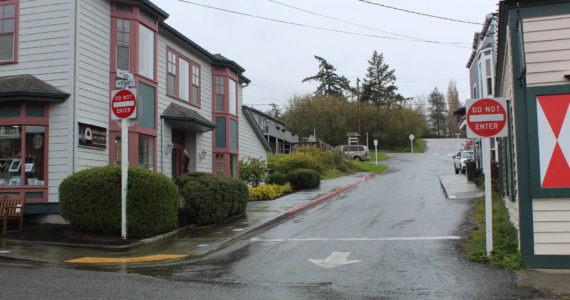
[361,50,398,107]
[428,87,448,136]
[303,56,351,98]
[446,80,461,137]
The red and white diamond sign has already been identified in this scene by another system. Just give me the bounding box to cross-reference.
[537,94,570,188]
[466,98,508,138]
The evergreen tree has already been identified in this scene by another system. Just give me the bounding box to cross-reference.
[446,80,461,137]
[361,50,398,107]
[302,56,351,98]
[428,88,448,136]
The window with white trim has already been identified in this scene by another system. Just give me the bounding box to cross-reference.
[0,1,16,62]
[116,19,130,71]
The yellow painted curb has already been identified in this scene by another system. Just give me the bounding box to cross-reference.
[65,254,188,264]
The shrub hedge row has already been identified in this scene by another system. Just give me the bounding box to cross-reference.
[176,172,249,225]
[249,184,292,201]
[59,166,179,239]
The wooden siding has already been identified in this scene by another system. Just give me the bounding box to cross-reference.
[156,34,213,175]
[0,0,75,202]
[499,29,521,233]
[533,198,570,255]
[74,0,111,172]
[524,14,570,87]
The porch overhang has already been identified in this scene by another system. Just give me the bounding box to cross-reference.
[161,103,216,132]
[0,74,70,103]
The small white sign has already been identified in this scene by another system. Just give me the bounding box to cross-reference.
[409,134,415,141]
[373,139,378,147]
[116,69,134,80]
[115,78,135,89]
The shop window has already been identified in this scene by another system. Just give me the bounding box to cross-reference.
[113,133,122,165]
[215,117,226,148]
[26,103,44,117]
[230,154,238,178]
[116,19,131,71]
[0,103,19,117]
[0,125,46,186]
[229,79,237,115]
[138,24,154,79]
[215,76,225,112]
[215,153,225,176]
[0,2,16,62]
[230,119,238,150]
[138,134,154,170]
[138,82,155,129]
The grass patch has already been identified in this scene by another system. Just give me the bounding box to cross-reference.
[373,139,427,153]
[348,160,389,174]
[321,168,346,180]
[462,192,521,269]
[364,152,390,162]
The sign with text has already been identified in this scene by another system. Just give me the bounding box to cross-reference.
[466,98,508,138]
[111,89,137,120]
[78,123,107,149]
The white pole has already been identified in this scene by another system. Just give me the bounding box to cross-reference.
[375,145,378,165]
[121,118,129,239]
[482,137,493,256]
[410,139,414,153]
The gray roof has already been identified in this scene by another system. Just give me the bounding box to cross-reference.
[161,103,216,132]
[0,74,70,102]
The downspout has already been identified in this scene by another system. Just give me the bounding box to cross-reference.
[72,0,79,173]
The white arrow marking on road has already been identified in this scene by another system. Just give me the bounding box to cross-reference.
[308,252,361,269]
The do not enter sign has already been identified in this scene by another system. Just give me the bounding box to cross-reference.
[111,89,137,120]
[466,98,508,138]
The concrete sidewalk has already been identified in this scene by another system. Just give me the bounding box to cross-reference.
[439,173,570,299]
[0,173,373,265]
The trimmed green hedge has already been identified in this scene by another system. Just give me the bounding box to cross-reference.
[287,168,321,190]
[177,172,249,225]
[265,172,288,185]
[59,166,179,239]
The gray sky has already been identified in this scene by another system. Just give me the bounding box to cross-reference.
[157,0,500,110]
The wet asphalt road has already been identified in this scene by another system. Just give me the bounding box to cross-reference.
[0,139,552,299]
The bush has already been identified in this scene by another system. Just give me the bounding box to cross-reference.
[59,166,178,239]
[239,157,268,187]
[249,184,293,201]
[287,168,321,190]
[179,175,248,225]
[174,171,214,189]
[265,172,288,185]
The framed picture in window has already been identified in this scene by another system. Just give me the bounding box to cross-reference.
[25,163,34,172]
[8,159,21,173]
[9,177,20,186]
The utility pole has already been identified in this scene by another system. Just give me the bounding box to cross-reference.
[356,78,361,135]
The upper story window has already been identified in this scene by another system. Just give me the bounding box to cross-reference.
[116,19,130,71]
[167,49,201,106]
[139,24,154,79]
[484,58,493,96]
[0,1,17,63]
[214,75,237,115]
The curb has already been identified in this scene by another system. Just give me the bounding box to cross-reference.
[438,176,449,199]
[189,172,376,258]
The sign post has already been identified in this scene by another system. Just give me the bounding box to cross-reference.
[373,139,378,165]
[409,134,415,153]
[466,97,507,256]
[111,85,137,240]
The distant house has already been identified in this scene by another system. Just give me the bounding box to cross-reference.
[241,106,299,154]
[495,0,570,268]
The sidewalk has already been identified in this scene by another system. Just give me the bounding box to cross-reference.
[0,173,373,265]
[439,173,570,299]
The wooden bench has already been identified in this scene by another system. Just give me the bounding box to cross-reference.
[1,194,25,235]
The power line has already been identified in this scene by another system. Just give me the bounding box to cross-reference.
[267,0,468,47]
[176,0,469,48]
[357,0,484,25]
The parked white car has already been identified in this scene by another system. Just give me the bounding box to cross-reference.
[454,150,474,174]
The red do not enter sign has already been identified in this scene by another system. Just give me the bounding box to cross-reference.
[111,89,137,119]
[466,98,507,138]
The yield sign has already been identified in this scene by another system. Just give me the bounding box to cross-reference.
[308,252,361,269]
[466,98,508,138]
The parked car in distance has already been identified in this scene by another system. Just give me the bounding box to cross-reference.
[334,145,370,161]
[453,150,474,174]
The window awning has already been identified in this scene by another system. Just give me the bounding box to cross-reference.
[161,103,216,132]
[0,74,70,103]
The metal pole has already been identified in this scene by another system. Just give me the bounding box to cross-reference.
[411,139,413,153]
[482,137,493,256]
[121,118,129,239]
[375,145,378,165]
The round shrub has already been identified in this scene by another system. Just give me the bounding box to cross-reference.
[179,175,248,225]
[287,168,321,190]
[265,172,288,185]
[59,166,179,239]
[175,171,215,189]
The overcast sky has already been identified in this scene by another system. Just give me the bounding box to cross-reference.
[157,0,500,110]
